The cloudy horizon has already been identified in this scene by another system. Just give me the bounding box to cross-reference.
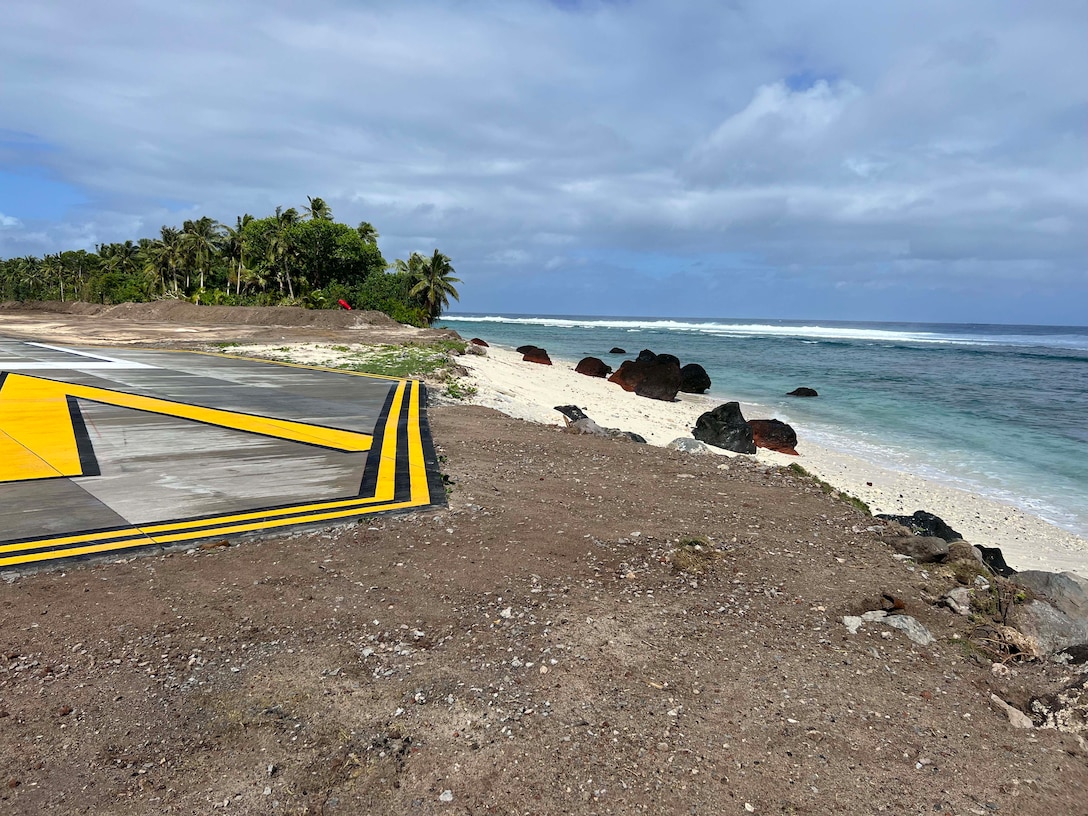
[2,1,1086,325]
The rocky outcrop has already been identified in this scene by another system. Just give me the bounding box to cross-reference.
[884,534,950,563]
[522,347,552,365]
[608,357,681,401]
[679,363,711,394]
[1012,571,1088,621]
[1009,600,1088,656]
[575,356,612,378]
[469,338,489,346]
[876,511,963,542]
[692,402,756,454]
[787,387,818,397]
[749,418,799,455]
[609,347,626,354]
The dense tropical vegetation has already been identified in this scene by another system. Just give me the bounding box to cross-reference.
[0,198,460,326]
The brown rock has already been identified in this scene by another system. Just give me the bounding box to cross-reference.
[469,338,489,347]
[523,347,552,365]
[575,357,612,378]
[608,357,681,401]
[749,419,799,455]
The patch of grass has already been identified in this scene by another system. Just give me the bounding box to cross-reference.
[336,342,462,378]
[671,536,722,575]
[328,344,351,352]
[443,376,478,401]
[785,463,870,515]
[211,341,240,349]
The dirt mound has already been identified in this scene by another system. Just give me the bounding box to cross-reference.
[0,300,401,329]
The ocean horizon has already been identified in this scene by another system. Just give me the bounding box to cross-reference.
[441,312,1088,542]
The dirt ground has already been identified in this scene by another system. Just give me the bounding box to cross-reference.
[2,304,1088,815]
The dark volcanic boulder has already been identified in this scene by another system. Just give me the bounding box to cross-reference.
[634,357,681,401]
[516,344,539,354]
[608,356,681,401]
[575,356,612,378]
[749,418,799,455]
[692,402,756,454]
[787,387,819,397]
[609,347,626,354]
[522,347,552,365]
[636,349,657,363]
[679,363,711,394]
[876,511,963,542]
[469,337,489,347]
[977,545,1016,578]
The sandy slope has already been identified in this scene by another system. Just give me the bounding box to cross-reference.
[459,344,1088,575]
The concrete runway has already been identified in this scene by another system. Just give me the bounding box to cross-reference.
[0,339,444,572]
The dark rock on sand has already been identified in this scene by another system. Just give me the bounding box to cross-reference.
[636,349,658,363]
[876,511,963,543]
[522,347,552,365]
[608,357,682,401]
[609,347,626,354]
[787,387,819,397]
[516,345,538,354]
[575,357,612,378]
[470,338,489,346]
[679,363,711,394]
[692,402,756,454]
[749,418,799,455]
[977,545,1016,578]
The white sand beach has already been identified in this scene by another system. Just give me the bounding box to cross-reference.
[459,344,1088,576]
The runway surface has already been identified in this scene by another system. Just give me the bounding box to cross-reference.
[0,339,444,571]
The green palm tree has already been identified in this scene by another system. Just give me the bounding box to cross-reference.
[182,216,224,292]
[303,196,332,221]
[222,214,254,296]
[409,249,461,325]
[269,208,298,299]
[41,253,65,301]
[356,221,379,244]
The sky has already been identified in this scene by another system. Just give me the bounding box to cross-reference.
[1,1,1086,325]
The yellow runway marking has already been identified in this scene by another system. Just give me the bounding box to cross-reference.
[0,372,373,483]
[0,359,439,571]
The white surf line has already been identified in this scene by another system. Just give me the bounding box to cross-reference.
[0,342,157,371]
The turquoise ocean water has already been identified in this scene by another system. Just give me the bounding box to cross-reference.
[440,314,1088,539]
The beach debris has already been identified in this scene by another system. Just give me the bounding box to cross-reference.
[575,356,612,378]
[749,418,799,455]
[940,586,973,616]
[608,346,626,354]
[519,346,552,365]
[679,363,711,394]
[692,402,756,454]
[666,437,711,454]
[843,610,936,645]
[609,351,682,401]
[1031,674,1088,733]
[989,694,1035,729]
[787,387,819,397]
[553,405,646,443]
[876,510,963,542]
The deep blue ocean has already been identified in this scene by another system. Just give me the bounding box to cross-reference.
[440,314,1088,538]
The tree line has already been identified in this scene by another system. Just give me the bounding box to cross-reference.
[0,197,460,326]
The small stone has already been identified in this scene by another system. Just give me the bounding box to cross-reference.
[439,789,454,803]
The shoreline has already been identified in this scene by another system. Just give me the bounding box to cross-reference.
[458,343,1088,576]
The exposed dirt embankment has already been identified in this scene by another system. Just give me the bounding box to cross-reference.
[0,301,458,346]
